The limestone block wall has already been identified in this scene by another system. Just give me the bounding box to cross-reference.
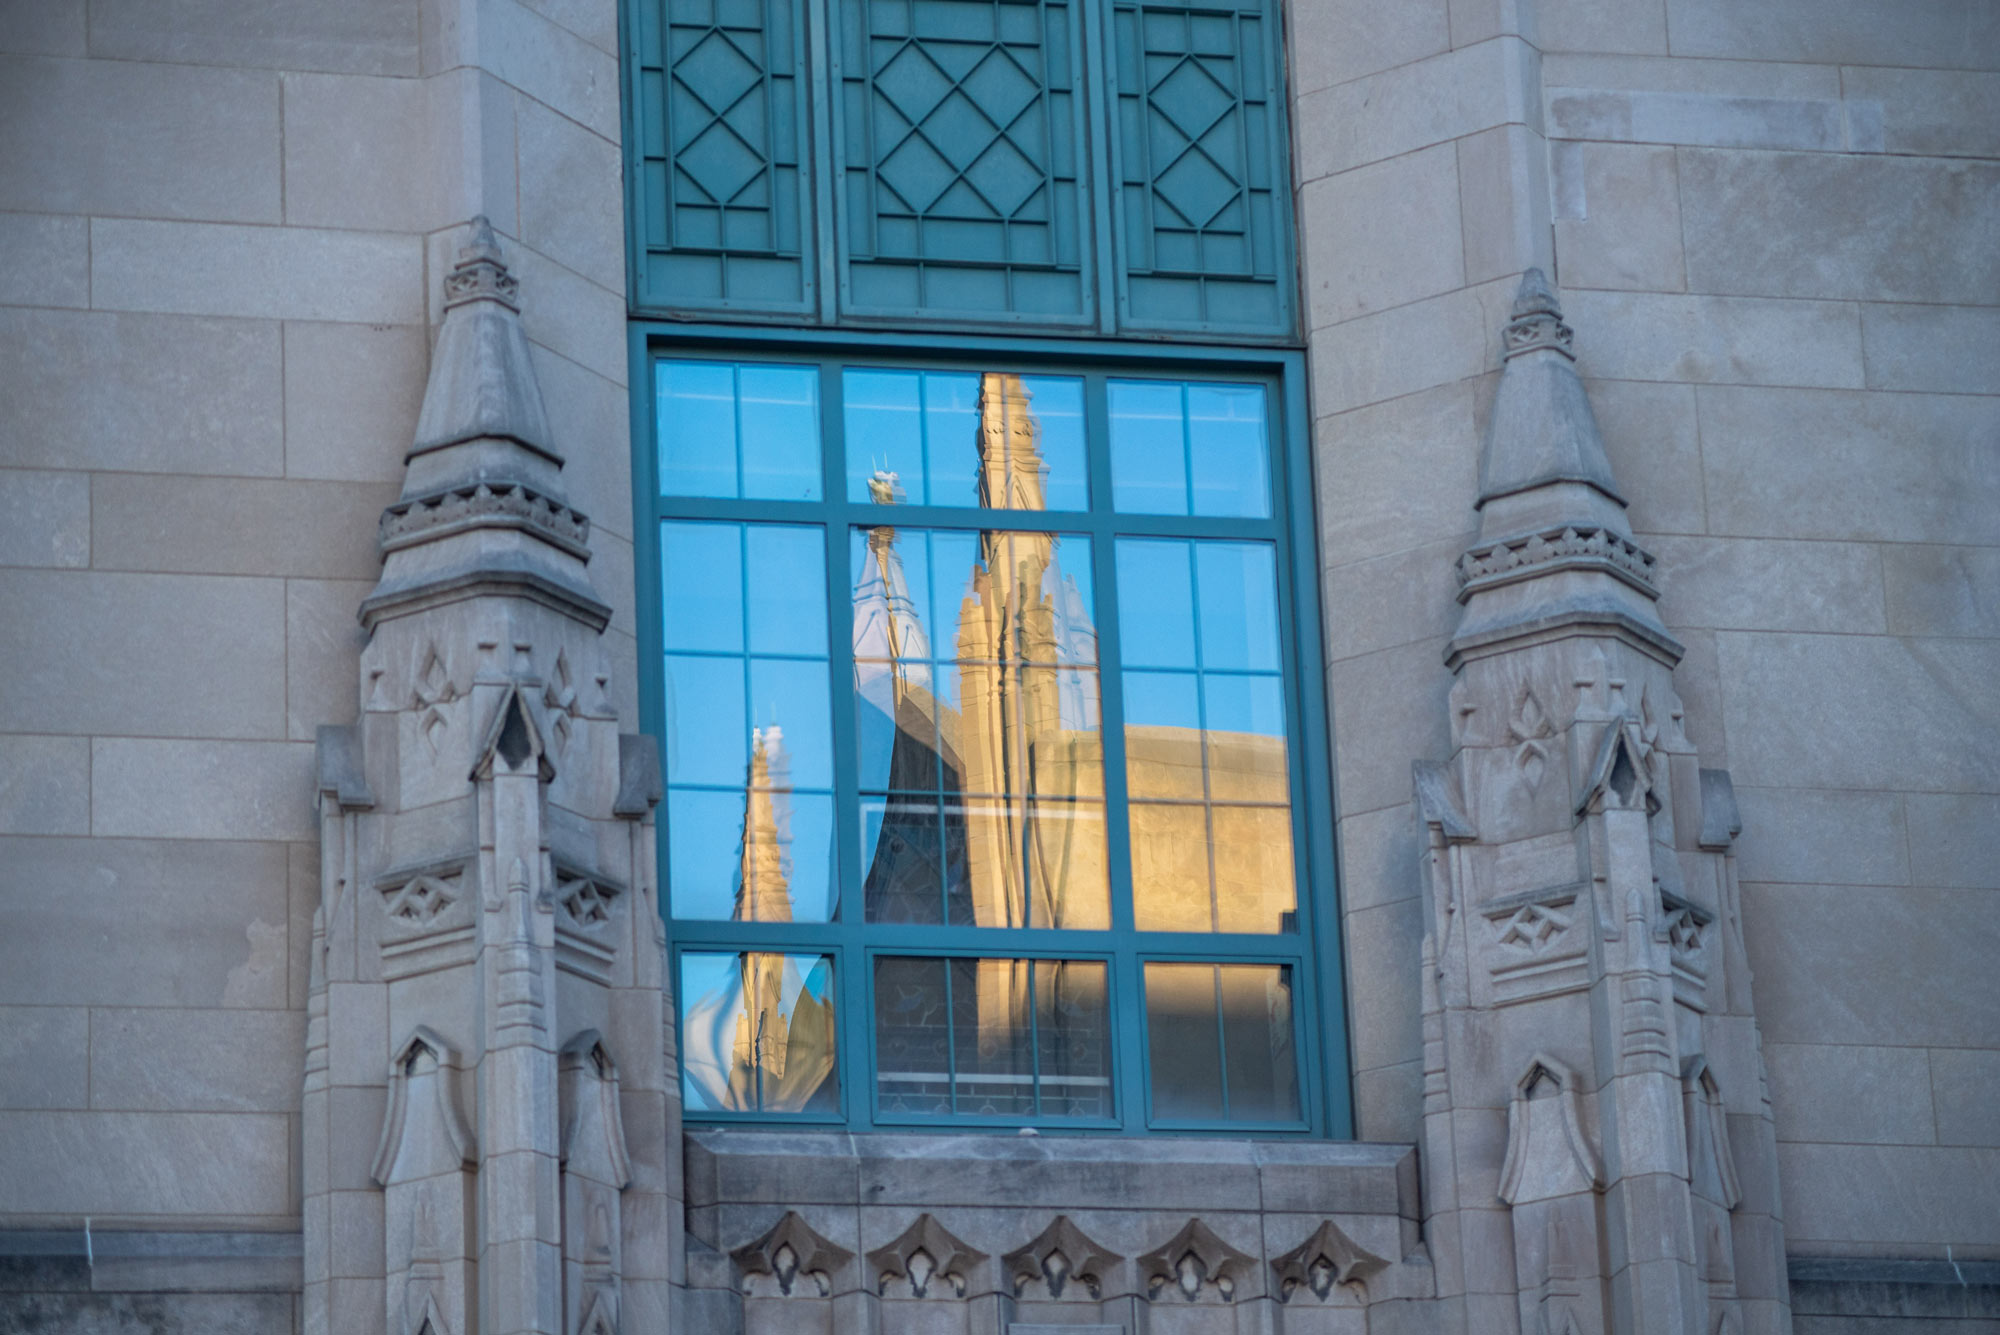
[1296,0,2000,1265]
[0,0,636,1236]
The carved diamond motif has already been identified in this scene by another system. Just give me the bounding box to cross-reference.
[559,876,616,928]
[1496,902,1572,955]
[383,873,458,925]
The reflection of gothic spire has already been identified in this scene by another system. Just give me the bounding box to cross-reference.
[976,373,1047,511]
[734,727,793,924]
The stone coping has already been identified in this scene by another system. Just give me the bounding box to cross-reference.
[684,1130,1420,1220]
[0,1229,302,1294]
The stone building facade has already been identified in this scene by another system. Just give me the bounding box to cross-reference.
[0,1,1995,1333]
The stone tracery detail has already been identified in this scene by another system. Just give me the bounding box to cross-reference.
[867,1214,986,1299]
[1002,1214,1120,1301]
[1138,1217,1255,1304]
[1269,1219,1387,1302]
[731,1212,854,1298]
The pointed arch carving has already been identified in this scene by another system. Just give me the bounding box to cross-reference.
[559,1030,632,1191]
[1138,1217,1256,1303]
[372,1027,475,1187]
[1270,1219,1388,1302]
[867,1213,987,1298]
[1002,1215,1120,1300]
[1498,1054,1603,1205]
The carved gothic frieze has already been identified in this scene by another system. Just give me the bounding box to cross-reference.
[867,1214,987,1299]
[1270,1219,1387,1303]
[1002,1215,1120,1301]
[731,1213,854,1298]
[1138,1218,1255,1304]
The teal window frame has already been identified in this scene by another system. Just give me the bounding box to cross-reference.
[629,322,1352,1137]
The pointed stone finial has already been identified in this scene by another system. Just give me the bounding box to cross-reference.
[1476,269,1618,508]
[1501,268,1575,361]
[444,215,519,311]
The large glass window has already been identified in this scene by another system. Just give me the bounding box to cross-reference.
[642,350,1339,1133]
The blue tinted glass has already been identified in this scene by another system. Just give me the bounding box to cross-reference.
[745,525,828,654]
[1186,384,1270,518]
[747,657,833,789]
[1195,542,1281,672]
[667,789,746,919]
[738,364,822,500]
[1113,538,1196,669]
[847,369,1084,511]
[776,793,837,922]
[664,654,747,786]
[1021,376,1089,511]
[846,370,926,505]
[921,372,980,506]
[1202,673,1286,738]
[1122,669,1199,730]
[658,361,737,497]
[1108,380,1186,515]
[662,520,743,653]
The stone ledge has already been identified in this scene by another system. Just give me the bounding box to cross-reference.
[0,1229,302,1295]
[1789,1255,2000,1319]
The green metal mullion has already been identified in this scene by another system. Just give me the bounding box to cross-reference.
[1210,963,1231,1120]
[631,332,670,943]
[806,0,838,321]
[1077,0,1118,333]
[1183,536,1223,933]
[942,951,960,1115]
[1026,960,1042,1118]
[638,321,1302,365]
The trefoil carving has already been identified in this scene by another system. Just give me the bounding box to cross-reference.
[1138,1217,1255,1304]
[868,1214,986,1299]
[1270,1219,1387,1302]
[731,1212,853,1297]
[1002,1215,1119,1300]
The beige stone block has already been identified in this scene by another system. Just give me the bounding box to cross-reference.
[425,66,521,237]
[0,836,289,1008]
[604,626,640,733]
[0,55,279,222]
[1552,141,1684,292]
[1352,1058,1421,1145]
[288,579,371,740]
[1543,54,1843,101]
[0,308,282,476]
[531,342,632,540]
[1679,150,2000,304]
[1328,639,1455,831]
[283,320,427,483]
[1323,536,1462,662]
[1652,536,1885,633]
[1883,545,2000,639]
[1457,123,1555,286]
[89,1007,305,1113]
[91,219,425,325]
[1697,387,2000,545]
[1309,282,1493,415]
[1568,290,1862,388]
[1588,380,1704,535]
[91,475,390,580]
[592,526,636,639]
[1537,0,1666,54]
[0,570,285,738]
[93,738,317,842]
[517,94,624,294]
[0,468,87,568]
[1666,625,1726,765]
[1664,0,2000,71]
[0,0,84,54]
[0,734,89,835]
[1730,786,1909,888]
[1929,1049,2000,1147]
[1743,884,1997,1049]
[1286,0,1448,95]
[0,1109,291,1216]
[1777,1144,2000,1249]
[1766,1043,1935,1146]
[517,0,618,54]
[1548,86,1842,151]
[0,210,86,307]
[473,0,621,142]
[1717,632,1998,794]
[1336,802,1420,914]
[282,72,433,233]
[1904,793,2000,891]
[87,0,417,74]
[1841,66,2000,159]
[1296,37,1540,182]
[1860,304,2000,396]
[1315,381,1479,568]
[0,1006,88,1108]
[1302,144,1463,328]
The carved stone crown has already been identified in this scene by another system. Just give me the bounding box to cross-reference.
[1502,267,1575,360]
[444,215,520,311]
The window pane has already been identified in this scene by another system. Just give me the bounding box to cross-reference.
[862,796,945,924]
[873,956,1109,1121]
[846,369,1088,509]
[681,952,839,1115]
[658,361,821,501]
[1118,537,1294,934]
[661,520,743,653]
[1145,962,1299,1123]
[745,524,829,654]
[1111,379,1271,517]
[855,525,1106,928]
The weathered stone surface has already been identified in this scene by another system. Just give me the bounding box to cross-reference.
[1296,37,1541,182]
[87,0,418,75]
[1903,793,2000,890]
[1860,303,2000,396]
[1697,387,2000,545]
[1288,0,1448,95]
[1324,537,1462,664]
[1551,141,1682,292]
[1587,379,1704,535]
[1328,641,1455,815]
[91,476,393,580]
[0,838,290,1009]
[480,236,626,385]
[456,0,620,142]
[1536,0,1667,54]
[1730,786,1909,888]
[1779,1144,2000,1250]
[1342,895,1423,1077]
[89,1008,305,1113]
[0,0,86,55]
[1744,885,1999,1049]
[516,97,624,294]
[92,739,317,841]
[0,55,280,222]
[0,735,89,836]
[282,321,427,483]
[1568,290,1862,388]
[286,580,373,740]
[0,1290,298,1334]
[1302,144,1464,327]
[0,1111,292,1216]
[281,72,433,232]
[1840,65,2000,159]
[0,470,88,569]
[1457,123,1555,286]
[1764,1044,1937,1146]
[1929,1050,2000,1149]
[1311,281,1498,413]
[424,67,522,236]
[0,1007,89,1109]
[1664,0,2000,70]
[1679,150,2000,305]
[91,219,425,324]
[1716,632,1999,793]
[1549,86,1843,150]
[530,341,631,540]
[0,309,282,475]
[1316,381,1479,568]
[0,209,87,307]
[1652,536,1884,633]
[0,571,285,738]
